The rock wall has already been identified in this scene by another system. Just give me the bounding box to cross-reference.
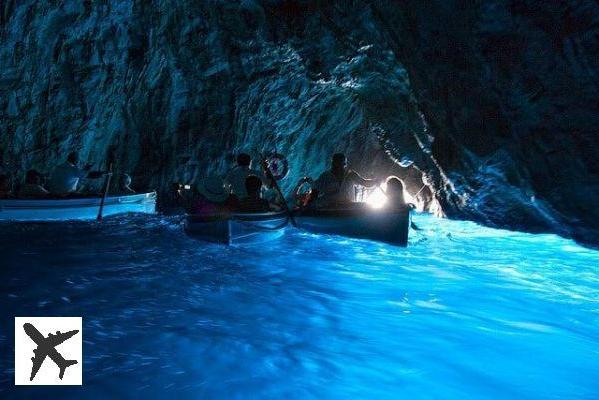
[369,0,599,244]
[1,0,597,245]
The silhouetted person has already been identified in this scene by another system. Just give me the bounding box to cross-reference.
[237,175,275,212]
[47,152,105,196]
[224,153,265,198]
[314,153,378,206]
[385,176,406,208]
[18,169,49,199]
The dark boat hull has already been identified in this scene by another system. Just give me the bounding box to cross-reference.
[295,205,411,246]
[184,211,289,245]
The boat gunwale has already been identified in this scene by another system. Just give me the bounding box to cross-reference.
[186,210,289,224]
[0,192,156,209]
[295,205,410,219]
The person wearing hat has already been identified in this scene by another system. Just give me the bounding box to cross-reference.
[191,176,235,215]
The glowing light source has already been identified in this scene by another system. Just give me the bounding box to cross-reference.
[365,187,388,209]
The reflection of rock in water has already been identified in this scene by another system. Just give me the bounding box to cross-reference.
[1,1,598,245]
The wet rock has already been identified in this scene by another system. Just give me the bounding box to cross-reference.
[1,0,597,245]
[368,0,599,245]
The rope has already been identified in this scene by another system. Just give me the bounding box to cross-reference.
[413,184,427,198]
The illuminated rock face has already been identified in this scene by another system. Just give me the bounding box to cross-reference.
[369,1,599,245]
[1,1,598,244]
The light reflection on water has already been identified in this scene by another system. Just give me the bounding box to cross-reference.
[0,213,598,399]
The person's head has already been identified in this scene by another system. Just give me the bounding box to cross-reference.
[331,153,347,172]
[25,169,41,185]
[245,175,263,197]
[120,173,132,189]
[237,153,251,168]
[0,174,9,191]
[385,176,405,201]
[67,151,79,165]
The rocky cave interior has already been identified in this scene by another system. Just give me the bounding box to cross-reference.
[1,0,598,245]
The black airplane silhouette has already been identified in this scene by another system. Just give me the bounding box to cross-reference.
[23,323,79,381]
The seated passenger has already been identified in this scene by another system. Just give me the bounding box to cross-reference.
[0,174,13,198]
[18,169,49,199]
[385,176,406,208]
[224,153,265,198]
[237,175,274,213]
[119,174,136,194]
[47,152,105,196]
[314,153,379,206]
[191,176,234,215]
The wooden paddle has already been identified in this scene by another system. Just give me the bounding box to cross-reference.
[97,163,113,222]
[260,153,297,227]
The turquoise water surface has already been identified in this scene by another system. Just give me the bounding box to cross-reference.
[0,213,598,399]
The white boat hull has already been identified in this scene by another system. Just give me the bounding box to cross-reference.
[0,192,157,221]
[185,211,289,245]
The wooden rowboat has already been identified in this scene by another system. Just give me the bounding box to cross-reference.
[0,192,157,221]
[184,211,289,245]
[294,204,411,246]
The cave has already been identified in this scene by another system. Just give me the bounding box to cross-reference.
[2,0,597,244]
[1,1,598,398]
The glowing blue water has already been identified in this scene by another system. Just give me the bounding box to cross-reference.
[0,214,597,399]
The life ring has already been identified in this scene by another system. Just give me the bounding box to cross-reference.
[293,177,313,207]
[265,151,289,180]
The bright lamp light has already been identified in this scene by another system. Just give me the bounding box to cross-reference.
[365,187,388,209]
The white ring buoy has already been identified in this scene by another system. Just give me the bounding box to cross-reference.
[293,177,313,205]
[265,152,289,180]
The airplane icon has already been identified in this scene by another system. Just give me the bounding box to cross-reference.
[23,322,79,381]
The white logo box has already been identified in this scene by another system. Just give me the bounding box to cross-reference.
[14,317,83,385]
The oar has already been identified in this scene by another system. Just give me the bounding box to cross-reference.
[260,153,297,227]
[97,163,113,221]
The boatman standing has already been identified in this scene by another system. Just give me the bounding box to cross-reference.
[47,152,106,196]
[314,153,379,206]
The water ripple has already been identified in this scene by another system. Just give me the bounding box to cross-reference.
[0,213,598,399]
